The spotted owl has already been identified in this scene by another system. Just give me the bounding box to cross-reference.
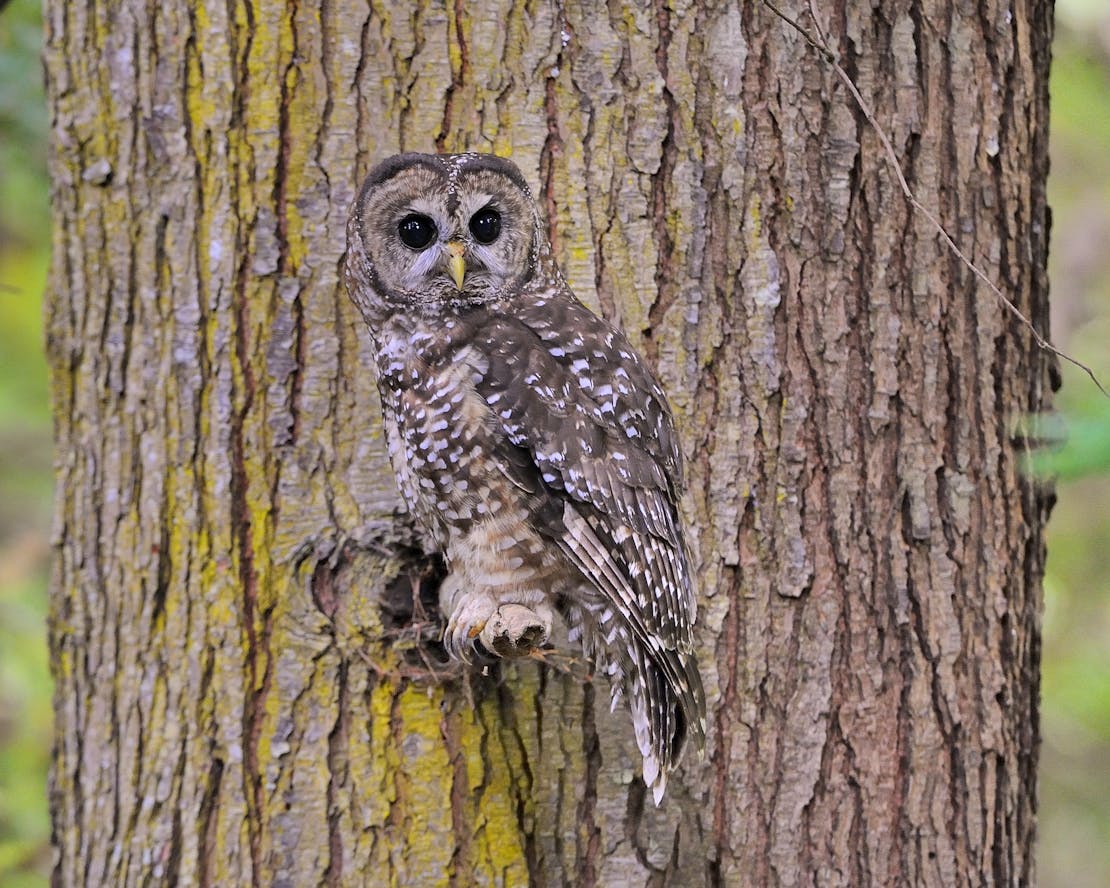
[343,152,705,802]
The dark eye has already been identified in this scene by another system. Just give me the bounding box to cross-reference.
[469,207,501,244]
[398,214,437,249]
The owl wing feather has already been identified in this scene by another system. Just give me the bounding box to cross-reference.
[471,302,692,618]
[468,295,706,775]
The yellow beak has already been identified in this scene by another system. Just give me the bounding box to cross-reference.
[446,241,466,289]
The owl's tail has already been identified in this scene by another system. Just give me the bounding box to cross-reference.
[619,635,706,805]
[576,614,705,805]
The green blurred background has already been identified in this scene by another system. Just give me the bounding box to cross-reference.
[1,1,1107,884]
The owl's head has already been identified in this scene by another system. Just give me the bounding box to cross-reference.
[346,153,545,318]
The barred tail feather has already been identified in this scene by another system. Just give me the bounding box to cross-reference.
[556,507,706,803]
[622,636,705,805]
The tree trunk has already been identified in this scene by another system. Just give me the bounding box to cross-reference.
[44,1,1054,885]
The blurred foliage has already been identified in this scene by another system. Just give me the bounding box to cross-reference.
[1039,4,1110,888]
[0,0,52,885]
[0,0,49,252]
[0,1,1107,886]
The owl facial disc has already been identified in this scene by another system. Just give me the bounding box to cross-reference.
[349,152,542,312]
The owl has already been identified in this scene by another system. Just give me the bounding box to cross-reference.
[343,152,705,802]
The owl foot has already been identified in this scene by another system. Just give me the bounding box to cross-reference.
[480,604,551,658]
[444,599,551,663]
[444,591,494,663]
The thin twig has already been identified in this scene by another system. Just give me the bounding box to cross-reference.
[761,0,1110,399]
[762,0,833,61]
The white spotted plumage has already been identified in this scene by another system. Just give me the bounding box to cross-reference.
[344,152,706,803]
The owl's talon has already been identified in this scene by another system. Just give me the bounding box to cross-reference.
[444,597,494,665]
[444,615,484,664]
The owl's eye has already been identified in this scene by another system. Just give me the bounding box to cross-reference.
[469,207,502,244]
[398,214,437,249]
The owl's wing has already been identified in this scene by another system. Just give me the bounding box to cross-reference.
[468,297,701,777]
[470,299,705,769]
[478,296,685,546]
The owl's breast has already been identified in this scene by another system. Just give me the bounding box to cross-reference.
[372,318,532,551]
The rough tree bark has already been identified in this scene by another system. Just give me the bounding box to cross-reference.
[44,1,1054,885]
